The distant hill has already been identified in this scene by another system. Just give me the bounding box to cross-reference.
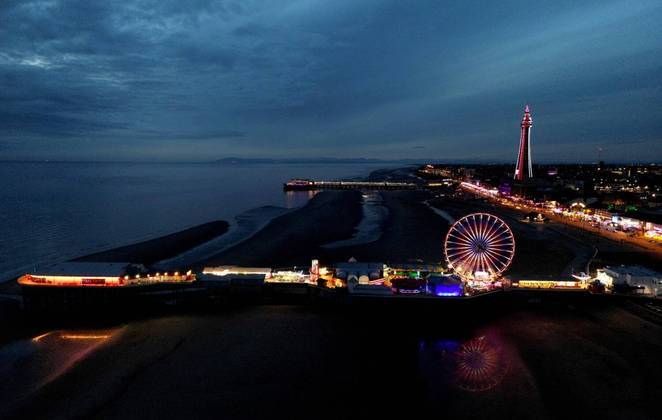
[213,157,422,164]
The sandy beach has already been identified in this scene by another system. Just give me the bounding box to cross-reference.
[317,190,449,264]
[200,190,363,268]
[73,220,230,265]
[197,189,451,269]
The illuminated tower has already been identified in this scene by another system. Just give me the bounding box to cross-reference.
[514,105,533,181]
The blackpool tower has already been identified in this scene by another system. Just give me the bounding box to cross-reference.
[514,105,533,181]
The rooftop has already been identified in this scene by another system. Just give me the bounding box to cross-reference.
[604,265,661,277]
[203,266,272,275]
[335,262,384,271]
[30,262,134,277]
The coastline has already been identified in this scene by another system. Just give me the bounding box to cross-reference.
[321,192,389,249]
[3,166,662,419]
[72,220,230,265]
[154,206,293,270]
[199,190,364,268]
[0,166,401,293]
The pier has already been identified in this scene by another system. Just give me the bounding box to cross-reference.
[283,179,442,191]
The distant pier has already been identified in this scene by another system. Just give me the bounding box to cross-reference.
[283,179,444,191]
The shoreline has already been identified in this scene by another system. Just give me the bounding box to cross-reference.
[321,191,389,249]
[72,220,230,266]
[154,206,293,270]
[3,165,416,283]
[314,190,449,264]
[199,190,364,268]
[0,166,408,293]
[0,220,230,296]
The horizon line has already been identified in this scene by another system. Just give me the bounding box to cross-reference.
[1,158,661,165]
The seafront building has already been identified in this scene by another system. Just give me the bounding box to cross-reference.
[596,266,662,296]
[459,179,662,244]
[511,277,584,289]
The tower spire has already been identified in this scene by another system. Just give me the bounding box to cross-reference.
[514,105,533,182]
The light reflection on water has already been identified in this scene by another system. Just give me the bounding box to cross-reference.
[285,190,318,209]
[0,326,122,415]
[418,331,512,392]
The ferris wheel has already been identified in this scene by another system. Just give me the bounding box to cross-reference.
[444,213,515,280]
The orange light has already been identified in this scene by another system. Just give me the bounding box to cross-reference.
[60,334,110,340]
[32,331,53,342]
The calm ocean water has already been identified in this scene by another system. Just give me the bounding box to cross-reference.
[0,161,388,281]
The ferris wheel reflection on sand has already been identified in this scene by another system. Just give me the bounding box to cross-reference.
[444,213,515,281]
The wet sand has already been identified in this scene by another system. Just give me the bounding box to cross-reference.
[317,190,449,264]
[200,191,363,268]
[200,189,449,268]
[155,206,292,270]
[73,221,230,265]
[8,300,662,419]
[197,187,591,276]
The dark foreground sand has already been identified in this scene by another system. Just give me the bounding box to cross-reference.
[74,220,229,265]
[8,300,662,420]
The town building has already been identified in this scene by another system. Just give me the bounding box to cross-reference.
[200,266,271,285]
[334,261,385,289]
[596,266,662,296]
[511,277,584,289]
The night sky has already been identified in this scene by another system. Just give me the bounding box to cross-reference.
[1,0,661,162]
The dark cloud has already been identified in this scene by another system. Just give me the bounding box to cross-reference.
[0,0,661,162]
[132,128,245,140]
[0,112,127,137]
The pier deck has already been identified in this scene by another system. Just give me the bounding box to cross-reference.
[283,179,437,191]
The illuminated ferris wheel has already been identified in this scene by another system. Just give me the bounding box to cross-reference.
[444,213,515,280]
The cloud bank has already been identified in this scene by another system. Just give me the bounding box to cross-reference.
[1,0,661,161]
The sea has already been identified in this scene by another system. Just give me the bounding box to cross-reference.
[0,161,392,282]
